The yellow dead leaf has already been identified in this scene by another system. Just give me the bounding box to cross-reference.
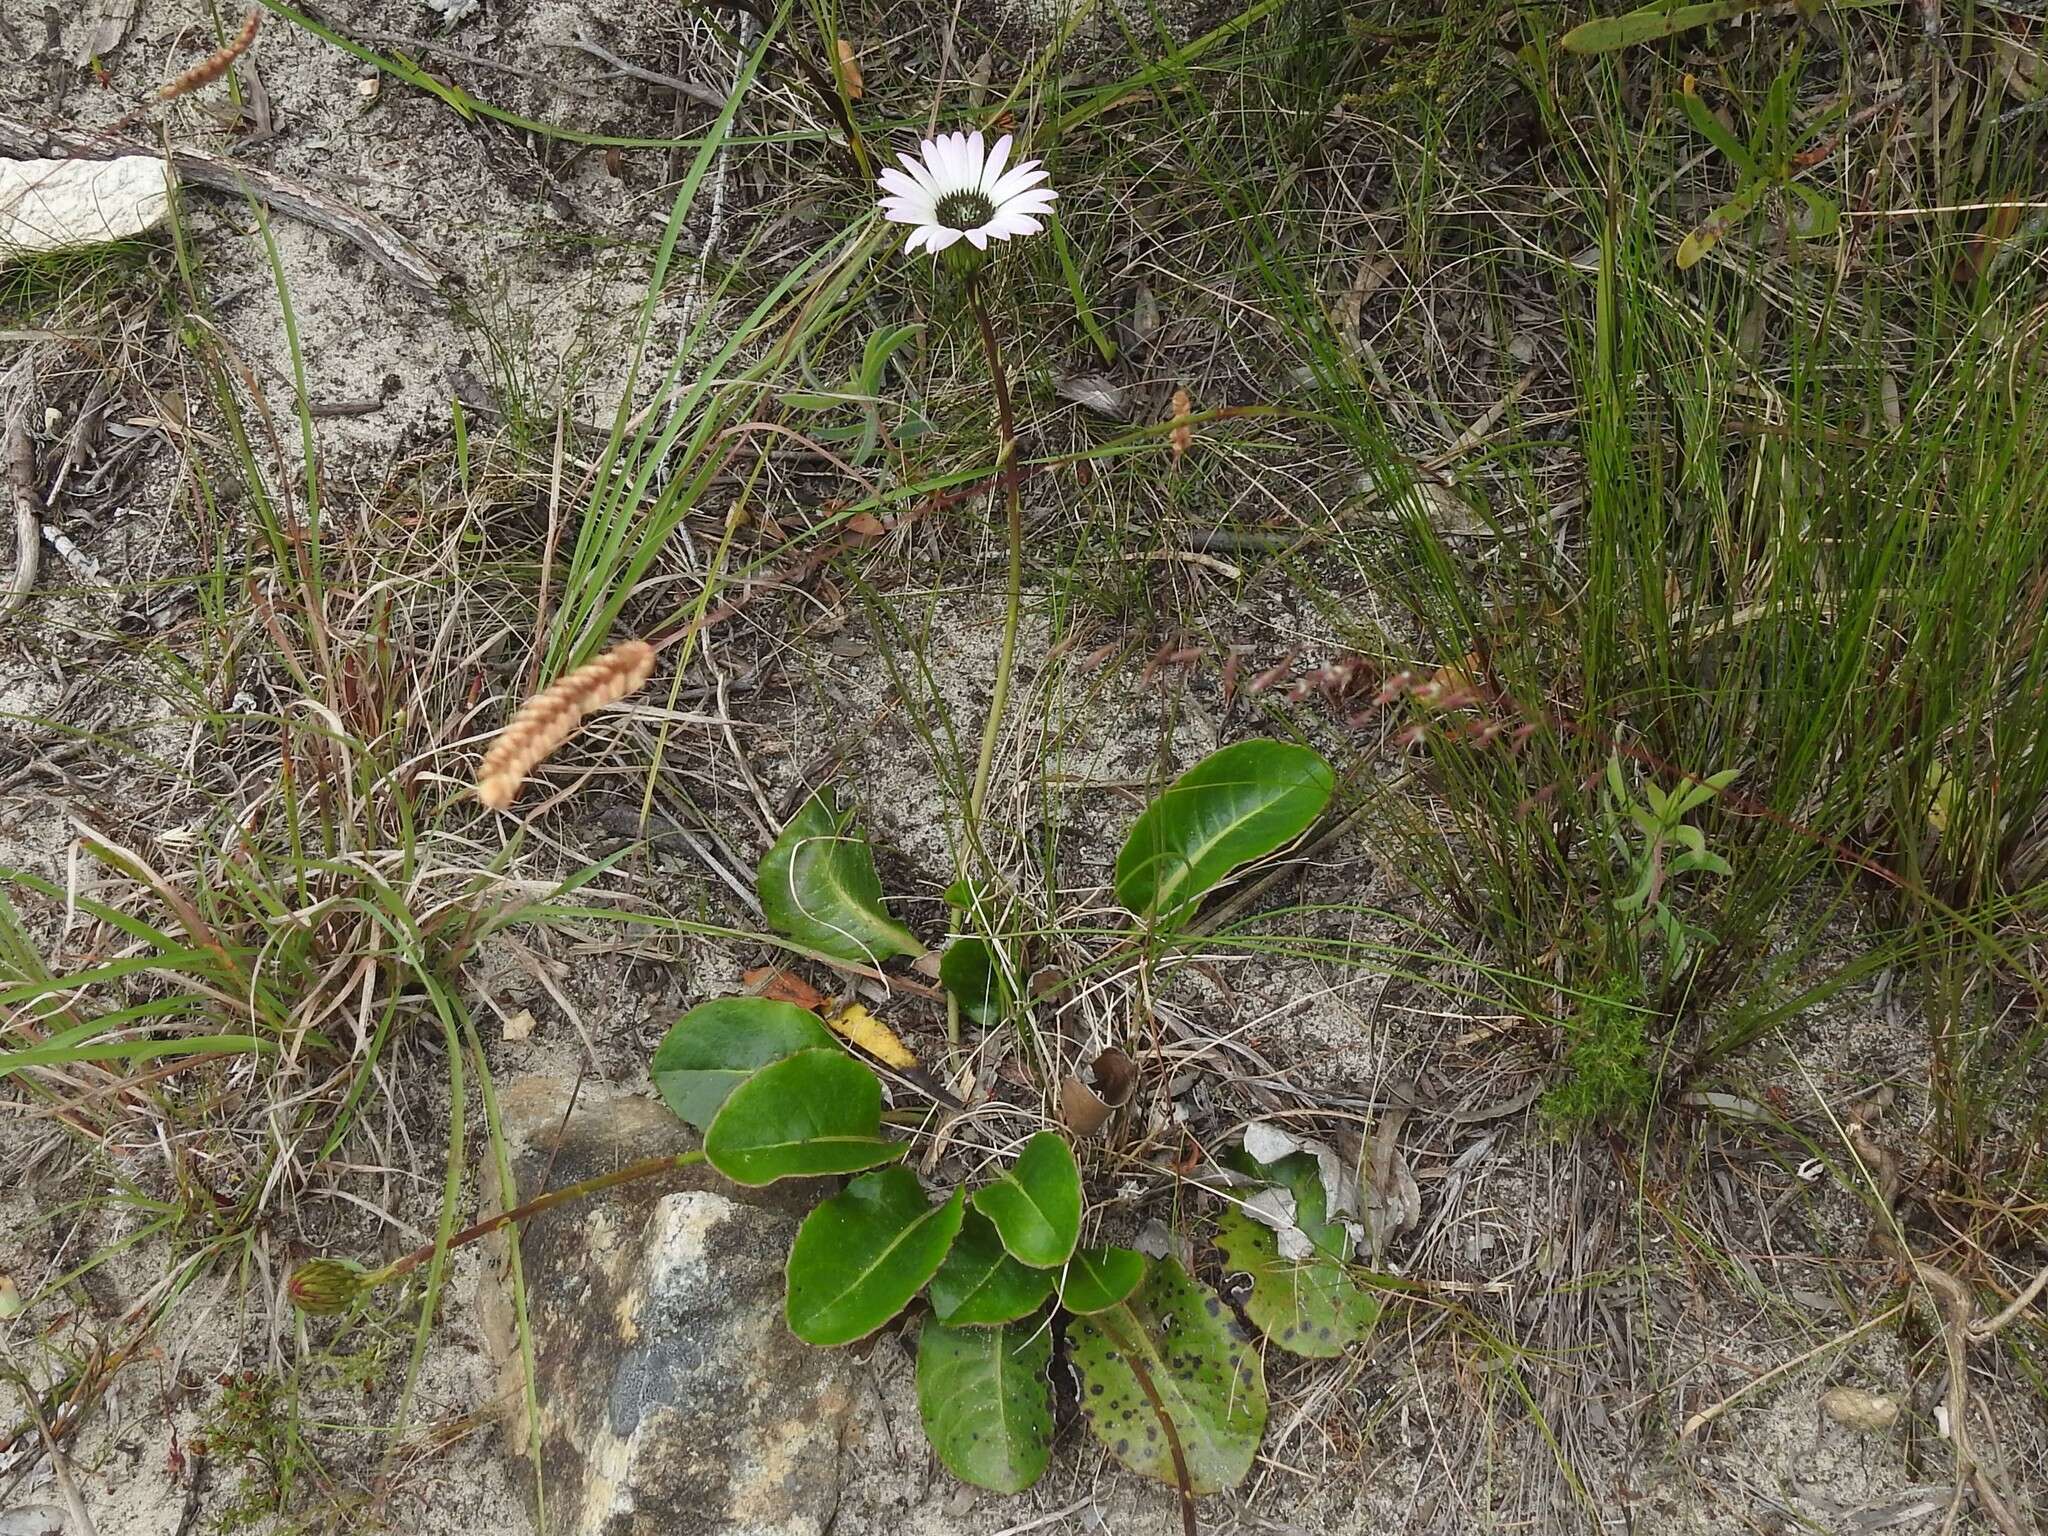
[835,38,863,100]
[825,1001,917,1070]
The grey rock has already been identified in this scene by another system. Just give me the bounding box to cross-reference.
[480,1077,862,1536]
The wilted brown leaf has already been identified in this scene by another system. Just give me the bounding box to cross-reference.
[743,965,827,1011]
[834,38,863,99]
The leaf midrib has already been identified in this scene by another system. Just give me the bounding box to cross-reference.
[1137,767,1324,914]
[799,1192,958,1327]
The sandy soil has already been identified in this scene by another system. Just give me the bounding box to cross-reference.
[4,3,2044,1535]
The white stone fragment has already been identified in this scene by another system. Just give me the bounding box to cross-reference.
[0,156,171,257]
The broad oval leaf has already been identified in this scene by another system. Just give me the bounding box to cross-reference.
[970,1131,1082,1269]
[758,792,923,964]
[938,936,1012,1024]
[650,997,837,1132]
[703,1049,902,1186]
[1068,1256,1266,1493]
[1214,1209,1378,1358]
[1060,1246,1146,1314]
[916,1315,1053,1493]
[1114,741,1334,928]
[786,1170,966,1346]
[929,1210,1056,1326]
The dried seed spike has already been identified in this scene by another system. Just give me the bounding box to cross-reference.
[475,639,658,810]
[157,9,262,102]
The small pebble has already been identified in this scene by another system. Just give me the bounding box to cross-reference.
[1820,1386,1899,1432]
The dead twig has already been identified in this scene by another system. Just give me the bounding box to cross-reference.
[3,352,46,620]
[0,113,455,302]
[563,29,730,110]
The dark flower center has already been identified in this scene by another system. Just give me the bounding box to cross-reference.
[934,189,995,231]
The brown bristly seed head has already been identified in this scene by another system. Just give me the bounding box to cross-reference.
[475,639,658,811]
[156,9,262,102]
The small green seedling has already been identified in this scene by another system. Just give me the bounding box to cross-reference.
[1675,54,1843,270]
[1604,754,1737,973]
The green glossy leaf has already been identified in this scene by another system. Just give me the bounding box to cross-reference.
[916,1315,1053,1493]
[929,1211,1057,1326]
[971,1132,1082,1268]
[1114,741,1334,928]
[1214,1209,1379,1358]
[1060,1246,1146,1314]
[703,1049,902,1186]
[939,936,1012,1024]
[1068,1257,1266,1493]
[758,792,922,963]
[649,998,838,1131]
[787,1170,966,1346]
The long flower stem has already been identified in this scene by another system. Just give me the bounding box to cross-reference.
[965,271,1023,852]
[952,272,1024,1054]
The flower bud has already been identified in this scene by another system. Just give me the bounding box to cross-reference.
[288,1258,368,1315]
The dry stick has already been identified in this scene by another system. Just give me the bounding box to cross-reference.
[563,28,730,110]
[1678,1303,1906,1440]
[362,1150,708,1291]
[2,355,44,619]
[1914,1262,2029,1536]
[0,114,454,302]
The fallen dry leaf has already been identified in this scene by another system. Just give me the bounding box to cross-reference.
[1167,387,1193,461]
[742,965,827,1011]
[834,38,863,100]
[825,1000,917,1070]
[500,1008,536,1042]
[1059,1048,1135,1136]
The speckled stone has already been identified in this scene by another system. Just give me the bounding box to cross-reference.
[480,1077,860,1536]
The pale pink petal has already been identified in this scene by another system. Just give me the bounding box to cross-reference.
[965,226,989,249]
[925,226,963,252]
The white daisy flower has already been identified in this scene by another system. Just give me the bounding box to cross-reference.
[877,130,1056,259]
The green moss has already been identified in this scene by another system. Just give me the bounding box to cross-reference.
[1541,986,1656,1132]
